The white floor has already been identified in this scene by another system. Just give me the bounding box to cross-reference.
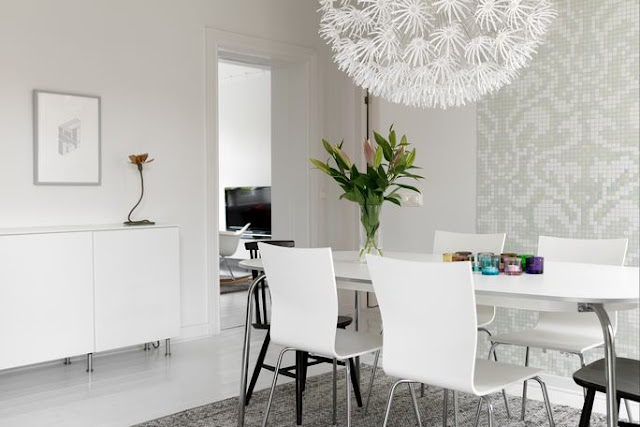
[0,290,635,427]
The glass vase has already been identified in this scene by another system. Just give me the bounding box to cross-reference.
[359,204,383,260]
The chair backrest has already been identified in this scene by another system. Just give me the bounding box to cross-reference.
[536,236,628,332]
[432,230,506,255]
[537,236,628,266]
[367,255,479,394]
[219,223,251,256]
[244,240,295,327]
[258,244,339,356]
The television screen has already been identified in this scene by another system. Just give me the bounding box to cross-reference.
[225,186,271,234]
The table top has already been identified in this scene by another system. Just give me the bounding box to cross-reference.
[239,251,640,309]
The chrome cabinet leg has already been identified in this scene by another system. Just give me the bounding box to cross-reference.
[333,358,337,425]
[521,346,530,421]
[364,350,380,416]
[238,273,264,427]
[261,347,291,427]
[452,391,459,427]
[531,376,555,427]
[346,359,352,427]
[408,383,423,427]
[354,291,360,331]
[86,353,93,372]
[165,338,171,356]
[587,303,618,427]
[443,389,449,427]
[63,357,71,365]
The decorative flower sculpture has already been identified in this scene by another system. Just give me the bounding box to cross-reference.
[319,0,556,109]
[124,153,155,226]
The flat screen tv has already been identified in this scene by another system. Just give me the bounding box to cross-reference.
[225,186,271,235]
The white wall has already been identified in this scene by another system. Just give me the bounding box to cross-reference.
[218,62,271,230]
[374,100,477,253]
[0,0,359,338]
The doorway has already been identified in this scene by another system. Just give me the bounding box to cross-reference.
[206,29,318,333]
[218,58,272,329]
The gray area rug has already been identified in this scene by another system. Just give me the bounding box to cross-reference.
[135,366,607,426]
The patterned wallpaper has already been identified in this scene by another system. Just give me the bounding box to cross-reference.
[476,0,639,376]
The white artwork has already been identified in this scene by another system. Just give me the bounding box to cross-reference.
[33,90,101,185]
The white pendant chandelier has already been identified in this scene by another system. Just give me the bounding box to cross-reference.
[319,0,556,109]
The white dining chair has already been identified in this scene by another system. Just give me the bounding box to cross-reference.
[489,236,630,422]
[430,230,510,417]
[367,255,555,427]
[259,244,382,427]
[219,223,250,279]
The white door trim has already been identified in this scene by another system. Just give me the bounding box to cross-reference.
[205,28,318,334]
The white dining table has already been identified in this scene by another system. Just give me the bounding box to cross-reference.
[236,251,639,427]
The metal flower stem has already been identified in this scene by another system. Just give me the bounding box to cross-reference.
[127,164,145,222]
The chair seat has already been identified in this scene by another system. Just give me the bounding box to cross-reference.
[474,359,543,396]
[573,358,640,402]
[491,327,604,354]
[334,329,382,359]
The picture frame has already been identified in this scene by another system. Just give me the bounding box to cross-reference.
[33,90,101,185]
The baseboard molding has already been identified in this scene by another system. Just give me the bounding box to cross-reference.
[505,373,639,420]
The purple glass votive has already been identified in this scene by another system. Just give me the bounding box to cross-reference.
[526,256,544,274]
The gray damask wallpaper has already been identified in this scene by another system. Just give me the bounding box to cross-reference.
[476,0,639,376]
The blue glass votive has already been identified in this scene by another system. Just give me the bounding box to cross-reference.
[482,255,500,275]
[526,256,544,274]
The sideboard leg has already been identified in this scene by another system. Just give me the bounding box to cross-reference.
[63,357,71,365]
[86,353,93,372]
[165,339,171,356]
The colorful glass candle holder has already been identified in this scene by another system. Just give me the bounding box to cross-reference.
[472,254,481,273]
[443,252,453,262]
[481,255,500,275]
[504,257,523,276]
[453,251,472,262]
[520,254,534,269]
[526,256,544,274]
[499,252,517,272]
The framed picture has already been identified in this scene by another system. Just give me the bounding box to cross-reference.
[33,90,101,185]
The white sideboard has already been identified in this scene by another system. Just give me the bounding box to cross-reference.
[0,224,181,371]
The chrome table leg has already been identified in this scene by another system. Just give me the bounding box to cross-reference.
[238,273,264,427]
[582,303,618,427]
[86,353,93,372]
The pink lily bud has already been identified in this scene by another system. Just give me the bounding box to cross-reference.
[391,146,405,167]
[363,139,375,166]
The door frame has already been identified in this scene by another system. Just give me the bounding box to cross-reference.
[205,28,318,334]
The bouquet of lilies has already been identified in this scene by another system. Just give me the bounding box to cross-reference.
[310,126,423,256]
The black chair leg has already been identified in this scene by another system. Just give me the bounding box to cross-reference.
[245,331,271,405]
[296,350,304,425]
[349,358,363,407]
[301,352,309,392]
[579,389,596,427]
